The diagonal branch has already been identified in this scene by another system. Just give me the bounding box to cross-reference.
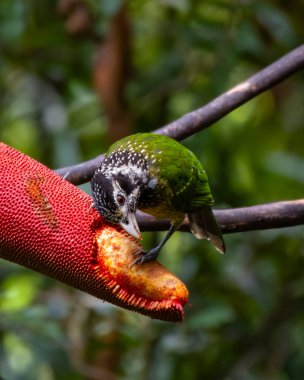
[55,45,304,184]
[155,44,304,140]
[137,199,304,234]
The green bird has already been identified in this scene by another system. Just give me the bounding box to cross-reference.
[91,133,225,265]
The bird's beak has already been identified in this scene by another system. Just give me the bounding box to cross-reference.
[120,213,142,240]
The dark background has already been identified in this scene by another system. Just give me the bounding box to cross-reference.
[0,1,304,379]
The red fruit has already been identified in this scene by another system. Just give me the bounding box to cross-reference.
[0,143,188,321]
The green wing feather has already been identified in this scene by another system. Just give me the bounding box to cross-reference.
[109,134,214,211]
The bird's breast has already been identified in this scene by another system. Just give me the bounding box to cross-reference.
[139,203,184,224]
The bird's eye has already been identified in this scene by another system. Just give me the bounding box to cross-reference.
[116,194,125,206]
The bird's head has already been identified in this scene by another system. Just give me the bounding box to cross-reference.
[91,152,148,240]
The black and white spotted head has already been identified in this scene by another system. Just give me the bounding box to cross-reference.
[90,150,149,239]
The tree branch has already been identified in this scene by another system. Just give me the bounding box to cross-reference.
[56,154,104,187]
[155,44,304,139]
[55,45,304,184]
[137,200,304,234]
[54,47,304,235]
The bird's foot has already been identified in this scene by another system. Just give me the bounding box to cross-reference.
[130,247,160,268]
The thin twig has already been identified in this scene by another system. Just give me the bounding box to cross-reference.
[137,199,304,234]
[55,45,304,184]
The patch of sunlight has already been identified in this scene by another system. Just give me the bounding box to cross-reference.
[0,118,40,158]
[0,274,40,312]
[197,2,232,24]
[216,90,275,142]
[36,362,54,380]
[3,333,33,374]
[169,92,196,120]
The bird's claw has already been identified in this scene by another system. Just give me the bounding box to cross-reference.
[130,250,147,268]
[130,248,160,269]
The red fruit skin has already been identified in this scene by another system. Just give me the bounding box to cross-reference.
[0,143,188,322]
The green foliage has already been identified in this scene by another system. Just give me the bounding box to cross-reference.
[1,1,304,379]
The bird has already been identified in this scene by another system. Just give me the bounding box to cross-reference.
[90,133,225,266]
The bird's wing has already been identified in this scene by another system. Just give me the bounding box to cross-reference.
[161,149,214,213]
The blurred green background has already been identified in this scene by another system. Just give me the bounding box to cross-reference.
[1,1,304,379]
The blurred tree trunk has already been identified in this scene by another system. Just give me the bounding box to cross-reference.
[93,3,133,143]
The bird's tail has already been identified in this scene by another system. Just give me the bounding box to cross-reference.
[187,205,225,254]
